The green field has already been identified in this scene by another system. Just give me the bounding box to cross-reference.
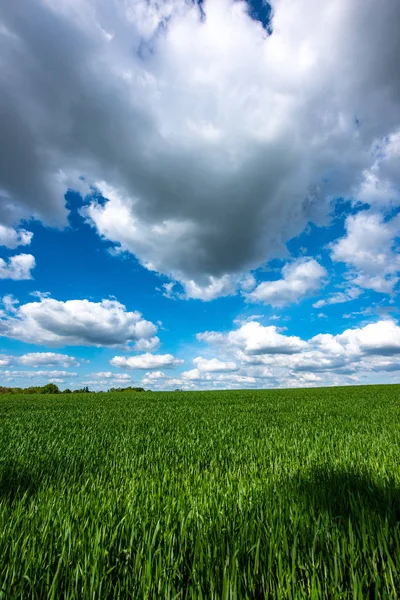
[1,385,400,599]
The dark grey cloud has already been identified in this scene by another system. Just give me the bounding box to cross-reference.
[0,0,399,297]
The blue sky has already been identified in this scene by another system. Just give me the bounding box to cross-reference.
[0,0,400,390]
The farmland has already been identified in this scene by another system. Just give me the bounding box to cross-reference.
[1,385,400,599]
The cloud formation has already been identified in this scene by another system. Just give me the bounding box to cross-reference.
[110,353,184,370]
[0,352,79,368]
[191,318,400,389]
[330,211,400,294]
[0,297,158,347]
[2,370,78,380]
[0,225,33,249]
[0,254,35,280]
[246,258,326,306]
[1,0,399,297]
[198,321,307,355]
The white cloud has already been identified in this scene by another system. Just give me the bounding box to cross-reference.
[89,372,132,381]
[0,297,157,346]
[336,320,400,356]
[18,352,79,367]
[330,211,400,293]
[180,273,256,301]
[0,354,11,367]
[0,0,399,296]
[162,282,176,299]
[142,370,167,381]
[110,353,184,370]
[0,254,35,280]
[141,372,184,389]
[194,318,400,388]
[0,225,33,249]
[355,131,400,209]
[246,258,327,306]
[313,287,362,308]
[2,370,78,379]
[133,336,160,352]
[193,356,238,372]
[2,294,19,313]
[198,321,307,355]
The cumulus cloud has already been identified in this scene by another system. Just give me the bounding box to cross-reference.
[18,352,79,367]
[355,131,400,209]
[194,318,400,388]
[0,225,33,249]
[2,370,78,379]
[89,371,131,380]
[330,211,400,293]
[141,371,184,389]
[0,352,81,368]
[0,254,35,280]
[140,316,400,389]
[133,336,161,352]
[336,320,400,356]
[2,294,19,313]
[0,354,11,367]
[1,0,400,297]
[0,297,157,347]
[110,353,184,370]
[198,321,307,355]
[193,356,238,372]
[246,258,327,306]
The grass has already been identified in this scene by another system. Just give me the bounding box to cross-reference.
[0,384,400,599]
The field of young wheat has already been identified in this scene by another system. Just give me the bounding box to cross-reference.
[1,385,399,599]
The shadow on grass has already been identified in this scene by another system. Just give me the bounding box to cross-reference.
[0,460,40,501]
[292,465,400,525]
[0,457,87,502]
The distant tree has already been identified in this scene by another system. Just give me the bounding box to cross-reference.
[108,386,145,393]
[41,383,60,394]
[63,388,72,394]
[0,383,62,394]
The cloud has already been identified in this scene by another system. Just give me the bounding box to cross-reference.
[133,336,161,352]
[198,321,307,355]
[0,254,35,280]
[0,225,33,249]
[0,351,81,369]
[18,352,79,367]
[246,258,327,306]
[141,371,184,388]
[336,320,400,356]
[194,318,400,388]
[141,370,167,381]
[355,131,400,209]
[2,370,78,379]
[193,356,238,372]
[0,297,157,347]
[1,0,399,296]
[0,354,11,367]
[313,287,362,308]
[89,371,131,380]
[330,211,400,293]
[2,294,19,313]
[110,353,184,370]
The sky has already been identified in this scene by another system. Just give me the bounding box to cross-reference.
[0,0,400,391]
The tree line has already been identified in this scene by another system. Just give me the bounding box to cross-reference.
[0,384,148,394]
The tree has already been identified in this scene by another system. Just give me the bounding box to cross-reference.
[42,383,60,394]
